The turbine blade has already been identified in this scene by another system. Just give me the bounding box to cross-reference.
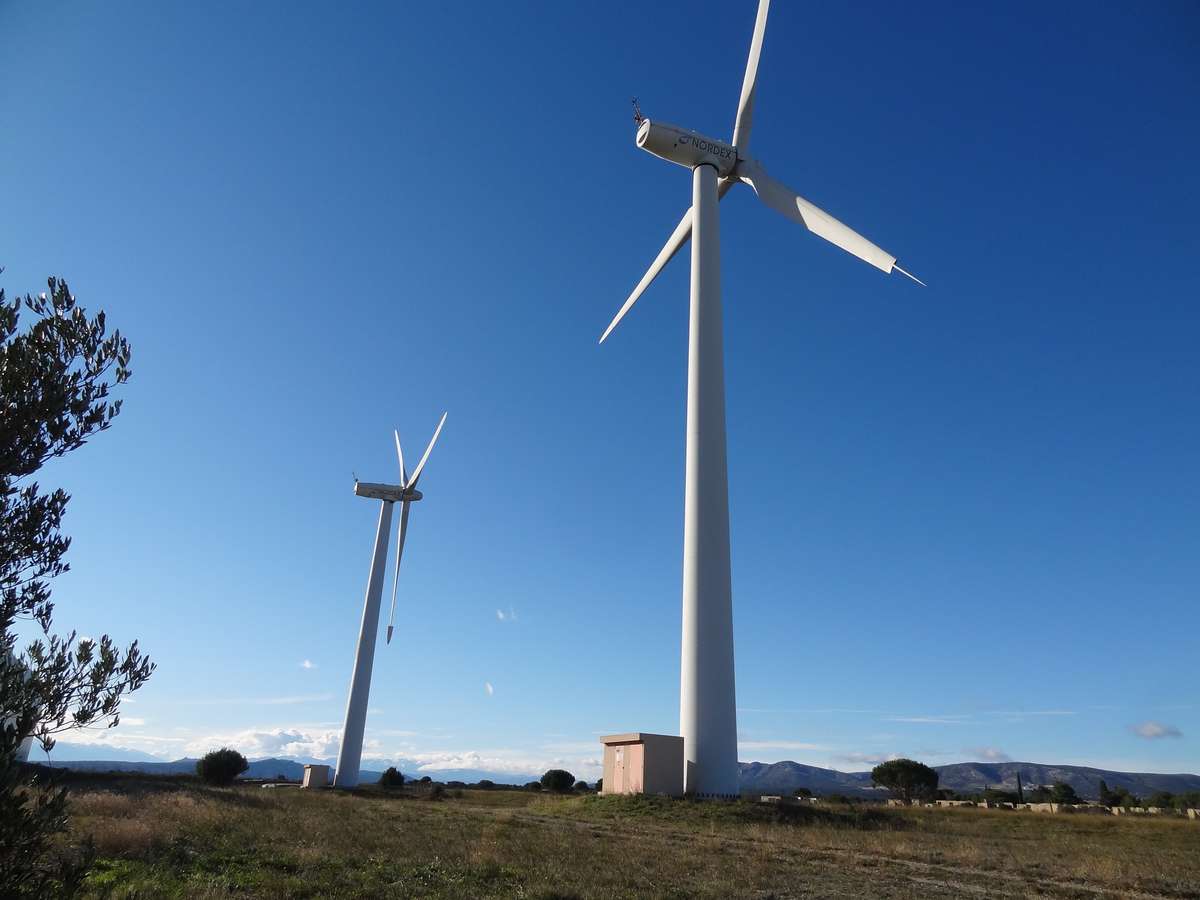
[599,207,692,344]
[386,499,411,645]
[407,412,447,489]
[394,429,408,488]
[739,159,905,276]
[731,0,770,152]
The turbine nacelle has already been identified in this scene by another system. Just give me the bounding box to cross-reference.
[636,119,738,178]
[353,481,423,503]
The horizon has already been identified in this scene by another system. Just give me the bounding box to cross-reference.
[3,0,1197,784]
[37,742,1200,782]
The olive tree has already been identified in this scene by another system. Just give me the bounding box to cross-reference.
[1,277,153,895]
[870,759,938,803]
[540,769,575,792]
[196,748,249,786]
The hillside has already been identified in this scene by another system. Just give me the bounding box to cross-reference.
[42,756,385,784]
[738,760,1200,800]
[44,751,1200,800]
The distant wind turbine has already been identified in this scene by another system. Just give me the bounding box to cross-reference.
[333,412,447,790]
[600,0,923,797]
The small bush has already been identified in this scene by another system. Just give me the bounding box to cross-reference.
[574,781,590,792]
[379,767,404,788]
[419,776,432,783]
[871,758,937,803]
[195,748,248,786]
[541,769,575,793]
[1050,782,1080,804]
[428,784,445,800]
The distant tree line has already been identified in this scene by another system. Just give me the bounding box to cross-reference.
[1098,780,1200,810]
[368,769,599,794]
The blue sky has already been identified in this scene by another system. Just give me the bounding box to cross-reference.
[3,0,1197,780]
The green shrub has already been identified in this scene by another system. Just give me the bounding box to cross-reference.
[1050,782,1079,804]
[541,769,575,792]
[379,767,404,788]
[195,748,248,786]
[870,759,938,803]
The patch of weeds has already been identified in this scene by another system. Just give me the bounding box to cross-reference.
[549,794,904,831]
[386,856,526,896]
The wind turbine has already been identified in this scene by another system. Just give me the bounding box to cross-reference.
[600,0,922,797]
[333,412,447,789]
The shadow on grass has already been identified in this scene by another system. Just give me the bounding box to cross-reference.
[552,794,907,831]
[42,766,275,809]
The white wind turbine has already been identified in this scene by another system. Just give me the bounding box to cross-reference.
[600,0,922,797]
[334,412,447,789]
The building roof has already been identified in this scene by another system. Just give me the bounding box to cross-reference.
[599,732,683,745]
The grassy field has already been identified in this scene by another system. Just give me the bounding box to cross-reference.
[60,776,1200,899]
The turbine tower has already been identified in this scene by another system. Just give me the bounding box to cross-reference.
[334,412,447,789]
[600,0,922,797]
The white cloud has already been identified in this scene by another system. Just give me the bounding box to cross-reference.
[400,749,599,779]
[965,746,1011,762]
[484,682,494,696]
[495,607,517,622]
[58,724,602,780]
[737,740,827,751]
[884,715,970,725]
[183,692,334,706]
[47,728,185,759]
[835,751,902,766]
[185,728,344,759]
[984,709,1075,721]
[542,740,604,754]
[1130,721,1183,740]
[738,707,879,715]
[300,659,317,670]
[120,717,147,727]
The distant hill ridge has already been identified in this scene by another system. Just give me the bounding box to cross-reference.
[738,760,1200,800]
[40,752,1200,800]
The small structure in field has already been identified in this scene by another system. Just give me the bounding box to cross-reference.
[599,733,684,797]
[302,764,331,789]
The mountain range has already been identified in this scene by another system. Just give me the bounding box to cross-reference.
[737,760,1200,800]
[40,746,1200,800]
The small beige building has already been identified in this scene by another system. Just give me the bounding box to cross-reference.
[302,764,330,789]
[599,733,684,797]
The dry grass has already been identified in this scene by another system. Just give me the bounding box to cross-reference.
[63,779,1200,899]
